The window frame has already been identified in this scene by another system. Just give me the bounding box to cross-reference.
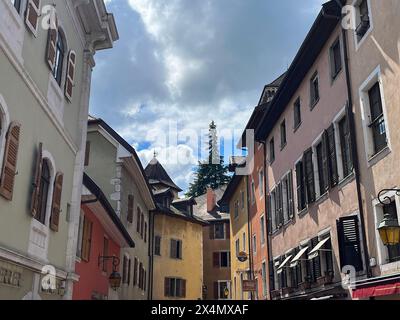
[329,37,343,81]
[310,72,320,109]
[353,0,373,49]
[154,235,161,256]
[280,119,287,150]
[293,97,302,131]
[269,137,275,164]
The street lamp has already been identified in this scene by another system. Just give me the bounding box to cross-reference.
[378,189,400,246]
[98,256,121,291]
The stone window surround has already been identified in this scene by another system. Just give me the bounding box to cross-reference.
[352,0,374,52]
[0,95,11,174]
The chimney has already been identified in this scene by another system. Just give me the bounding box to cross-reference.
[207,187,216,213]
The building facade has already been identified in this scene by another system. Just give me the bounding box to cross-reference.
[73,173,134,300]
[145,157,206,300]
[344,0,400,299]
[0,0,117,299]
[255,1,367,300]
[194,187,231,300]
[84,118,155,300]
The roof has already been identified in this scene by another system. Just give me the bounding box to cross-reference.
[193,186,230,222]
[218,174,245,209]
[82,173,135,248]
[144,158,183,192]
[155,203,208,226]
[87,118,156,208]
[255,0,343,141]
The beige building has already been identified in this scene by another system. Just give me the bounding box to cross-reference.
[344,0,400,299]
[0,0,117,299]
[194,187,231,300]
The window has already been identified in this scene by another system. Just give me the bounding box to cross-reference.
[127,194,134,224]
[326,124,339,186]
[52,29,65,86]
[242,232,246,252]
[383,202,400,263]
[37,160,51,225]
[304,149,316,204]
[234,200,239,219]
[214,223,225,239]
[260,215,266,245]
[136,208,141,233]
[170,239,182,259]
[133,258,138,286]
[259,170,264,198]
[140,213,144,239]
[294,98,301,129]
[235,239,240,256]
[310,72,320,108]
[368,82,387,154]
[316,140,328,196]
[81,216,93,262]
[165,278,186,298]
[213,251,231,268]
[10,0,21,12]
[338,115,353,178]
[252,235,257,254]
[84,141,90,166]
[251,180,256,204]
[280,120,287,149]
[307,238,322,283]
[122,256,129,284]
[262,262,267,296]
[269,138,275,163]
[215,281,231,300]
[330,38,342,79]
[138,262,143,289]
[281,172,294,223]
[102,237,109,272]
[144,222,147,243]
[155,236,161,256]
[76,212,84,258]
[355,0,371,41]
[295,160,307,212]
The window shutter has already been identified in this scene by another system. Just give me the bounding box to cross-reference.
[50,172,63,232]
[81,217,93,262]
[295,162,303,212]
[288,171,294,218]
[322,131,330,192]
[0,122,21,201]
[127,195,134,223]
[65,50,76,101]
[209,224,215,240]
[345,104,354,172]
[164,278,170,297]
[311,237,322,279]
[127,258,131,286]
[133,258,138,286]
[170,240,177,258]
[25,0,41,35]
[31,143,43,217]
[225,222,230,239]
[214,282,219,300]
[181,279,186,298]
[213,252,220,268]
[136,208,140,232]
[304,149,315,203]
[84,141,90,166]
[337,216,363,272]
[327,125,339,187]
[144,222,147,243]
[140,213,144,238]
[144,270,147,291]
[45,13,58,70]
[267,193,272,234]
[278,183,284,227]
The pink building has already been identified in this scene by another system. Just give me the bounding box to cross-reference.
[255,1,367,300]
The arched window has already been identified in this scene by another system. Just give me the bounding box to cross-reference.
[37,160,51,224]
[52,29,65,85]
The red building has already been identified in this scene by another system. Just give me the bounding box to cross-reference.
[73,174,135,300]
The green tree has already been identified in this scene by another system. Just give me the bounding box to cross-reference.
[186,121,231,198]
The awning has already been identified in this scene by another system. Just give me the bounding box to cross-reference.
[290,247,308,268]
[352,282,400,299]
[308,237,331,259]
[277,255,292,274]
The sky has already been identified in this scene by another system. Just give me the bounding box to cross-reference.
[91,0,326,193]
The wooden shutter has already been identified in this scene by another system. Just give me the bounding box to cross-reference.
[345,104,354,172]
[133,258,138,286]
[327,125,339,187]
[0,122,21,200]
[65,50,76,101]
[170,240,177,258]
[304,149,315,203]
[295,162,303,212]
[25,0,41,35]
[214,282,219,300]
[140,213,144,238]
[81,217,93,262]
[127,258,131,285]
[136,208,140,232]
[288,171,294,218]
[322,131,330,192]
[311,237,322,279]
[209,224,215,240]
[84,141,90,166]
[31,143,43,217]
[337,216,363,272]
[225,222,230,239]
[127,195,134,223]
[181,279,186,298]
[277,183,284,227]
[164,278,170,297]
[267,193,272,234]
[45,13,58,70]
[144,222,147,243]
[50,172,63,232]
[213,252,220,268]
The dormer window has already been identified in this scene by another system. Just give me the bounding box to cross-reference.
[163,197,171,209]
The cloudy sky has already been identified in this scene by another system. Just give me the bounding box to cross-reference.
[91,0,326,193]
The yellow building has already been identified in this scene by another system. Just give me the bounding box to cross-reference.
[145,158,206,300]
[219,173,252,300]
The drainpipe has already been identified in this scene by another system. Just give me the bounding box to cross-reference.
[149,210,156,300]
[245,174,254,300]
[322,2,372,278]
